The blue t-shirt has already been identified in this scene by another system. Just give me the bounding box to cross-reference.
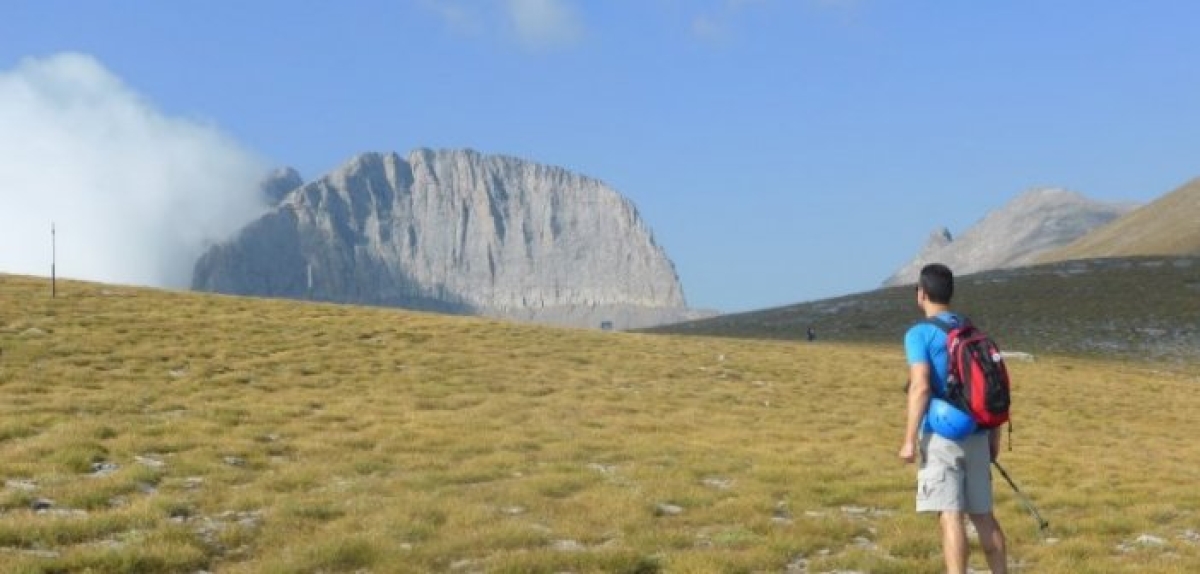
[904,312,963,432]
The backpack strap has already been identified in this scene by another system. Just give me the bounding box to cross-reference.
[918,315,969,403]
[921,314,970,333]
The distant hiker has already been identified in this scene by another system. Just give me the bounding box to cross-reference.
[898,264,1008,574]
[806,326,815,342]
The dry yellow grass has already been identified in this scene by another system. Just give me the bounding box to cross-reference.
[0,274,1197,573]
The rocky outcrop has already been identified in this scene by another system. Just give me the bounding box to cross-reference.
[259,167,303,206]
[883,188,1136,285]
[193,149,697,329]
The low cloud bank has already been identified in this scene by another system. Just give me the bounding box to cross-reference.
[0,53,267,288]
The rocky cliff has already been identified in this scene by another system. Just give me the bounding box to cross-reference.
[192,149,696,329]
[883,188,1136,285]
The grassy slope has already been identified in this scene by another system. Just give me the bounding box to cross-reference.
[1038,178,1200,263]
[650,256,1200,364]
[0,274,1198,573]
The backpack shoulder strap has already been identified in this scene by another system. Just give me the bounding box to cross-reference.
[922,317,952,333]
[922,314,971,333]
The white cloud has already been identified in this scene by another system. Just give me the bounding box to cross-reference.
[0,53,268,289]
[505,0,584,50]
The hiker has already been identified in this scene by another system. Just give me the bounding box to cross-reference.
[898,263,1008,573]
[806,326,815,342]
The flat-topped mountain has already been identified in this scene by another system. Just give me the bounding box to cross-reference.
[193,149,699,329]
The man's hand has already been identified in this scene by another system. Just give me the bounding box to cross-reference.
[989,429,1001,462]
[898,441,917,464]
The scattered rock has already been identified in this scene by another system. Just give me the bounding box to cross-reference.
[135,455,166,469]
[839,506,894,519]
[38,508,88,518]
[90,461,120,477]
[31,498,54,511]
[1137,534,1167,546]
[552,539,584,552]
[702,477,734,490]
[5,479,37,491]
[192,510,265,550]
[587,463,617,475]
[11,549,60,559]
[449,558,478,571]
[655,503,684,516]
[772,501,793,524]
[852,536,876,549]
[223,456,247,467]
[1118,533,1168,553]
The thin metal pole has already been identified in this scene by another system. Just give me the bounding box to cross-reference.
[994,461,1049,534]
[51,222,56,298]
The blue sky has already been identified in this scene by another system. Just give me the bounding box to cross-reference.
[3,1,1199,312]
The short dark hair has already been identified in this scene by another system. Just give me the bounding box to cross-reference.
[918,264,954,304]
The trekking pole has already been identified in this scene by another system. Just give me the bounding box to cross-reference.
[993,461,1049,534]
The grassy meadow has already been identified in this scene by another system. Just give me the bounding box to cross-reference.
[0,274,1198,573]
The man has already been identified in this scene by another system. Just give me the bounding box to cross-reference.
[898,263,1008,573]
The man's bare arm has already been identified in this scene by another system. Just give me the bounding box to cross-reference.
[898,362,930,463]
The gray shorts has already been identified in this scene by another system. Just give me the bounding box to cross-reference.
[916,431,993,514]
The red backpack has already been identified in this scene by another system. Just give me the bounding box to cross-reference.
[926,317,1011,428]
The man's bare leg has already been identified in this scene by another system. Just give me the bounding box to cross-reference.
[941,511,969,573]
[969,512,1008,573]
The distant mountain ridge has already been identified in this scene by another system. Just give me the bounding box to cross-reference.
[651,256,1200,363]
[884,188,1136,286]
[193,149,702,329]
[1038,177,1200,263]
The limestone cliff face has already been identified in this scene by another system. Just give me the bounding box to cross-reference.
[884,188,1136,286]
[193,149,694,329]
